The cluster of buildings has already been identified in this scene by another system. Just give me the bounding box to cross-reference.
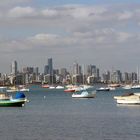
[0,58,139,86]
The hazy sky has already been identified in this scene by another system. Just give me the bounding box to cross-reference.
[0,0,140,73]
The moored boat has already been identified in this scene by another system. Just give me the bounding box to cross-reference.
[0,92,28,107]
[64,88,75,92]
[49,86,55,89]
[41,84,50,88]
[131,85,140,89]
[114,93,140,105]
[96,87,110,91]
[55,86,64,89]
[6,86,19,93]
[72,90,96,98]
[122,85,132,90]
[18,85,30,92]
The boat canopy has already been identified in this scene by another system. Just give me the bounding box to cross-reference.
[15,92,26,99]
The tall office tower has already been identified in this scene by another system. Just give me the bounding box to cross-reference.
[34,67,39,75]
[44,65,49,75]
[73,62,79,75]
[48,58,53,75]
[87,65,96,76]
[11,61,18,75]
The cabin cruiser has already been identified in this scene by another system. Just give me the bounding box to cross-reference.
[114,93,140,104]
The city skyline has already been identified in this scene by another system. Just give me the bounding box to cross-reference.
[0,0,140,73]
[0,59,139,86]
[2,58,140,76]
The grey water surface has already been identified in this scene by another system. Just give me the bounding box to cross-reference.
[0,86,140,140]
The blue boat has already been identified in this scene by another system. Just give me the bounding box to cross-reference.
[0,91,27,107]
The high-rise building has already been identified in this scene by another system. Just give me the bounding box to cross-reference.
[111,70,122,83]
[34,67,39,75]
[44,65,49,75]
[73,62,82,75]
[11,61,17,75]
[48,58,53,75]
[87,65,96,76]
[60,68,67,78]
[22,67,34,74]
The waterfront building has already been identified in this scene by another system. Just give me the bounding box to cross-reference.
[72,74,83,84]
[102,71,111,83]
[87,75,97,84]
[87,65,96,76]
[43,74,55,84]
[124,72,132,83]
[15,74,25,85]
[60,68,68,79]
[111,70,122,83]
[22,67,34,74]
[132,72,137,83]
[86,65,100,83]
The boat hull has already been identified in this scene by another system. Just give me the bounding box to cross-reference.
[0,99,26,107]
[72,90,96,98]
[72,94,95,98]
[114,94,140,105]
[116,99,140,104]
[64,89,75,92]
[96,89,110,91]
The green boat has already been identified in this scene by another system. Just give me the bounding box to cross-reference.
[0,91,27,107]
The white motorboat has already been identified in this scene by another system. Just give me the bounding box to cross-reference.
[96,87,110,91]
[72,90,96,98]
[81,85,93,90]
[6,86,19,93]
[19,88,30,92]
[49,86,55,89]
[114,93,140,104]
[55,86,64,89]
[122,85,132,90]
[131,85,140,89]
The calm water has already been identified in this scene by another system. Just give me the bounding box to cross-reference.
[0,86,140,140]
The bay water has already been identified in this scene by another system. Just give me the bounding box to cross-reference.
[0,86,140,140]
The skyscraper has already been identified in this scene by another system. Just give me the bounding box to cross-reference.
[48,58,53,75]
[73,62,81,75]
[11,61,17,75]
[44,65,49,75]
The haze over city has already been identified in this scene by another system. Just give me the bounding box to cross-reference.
[0,0,140,73]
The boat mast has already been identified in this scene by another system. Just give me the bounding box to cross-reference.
[137,66,139,84]
[83,64,85,85]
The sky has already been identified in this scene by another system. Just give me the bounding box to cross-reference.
[0,0,140,73]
